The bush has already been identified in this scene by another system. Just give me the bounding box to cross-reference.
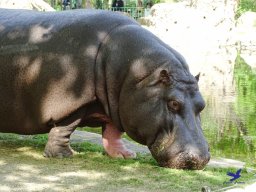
[236,0,256,18]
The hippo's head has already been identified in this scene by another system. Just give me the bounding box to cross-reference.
[119,53,210,169]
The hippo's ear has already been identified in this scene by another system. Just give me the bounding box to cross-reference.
[195,73,200,82]
[159,70,171,85]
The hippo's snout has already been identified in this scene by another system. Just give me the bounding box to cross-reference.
[160,151,211,170]
[149,132,211,170]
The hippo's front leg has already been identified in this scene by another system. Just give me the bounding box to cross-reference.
[102,122,136,159]
[44,120,80,158]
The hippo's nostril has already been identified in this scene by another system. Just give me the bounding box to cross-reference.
[175,152,210,170]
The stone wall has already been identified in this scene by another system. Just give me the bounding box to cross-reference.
[236,11,256,69]
[141,2,238,100]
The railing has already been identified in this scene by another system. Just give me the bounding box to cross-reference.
[56,4,151,20]
[108,7,150,20]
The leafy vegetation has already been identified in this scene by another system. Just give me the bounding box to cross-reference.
[236,0,256,18]
[200,55,256,168]
[233,55,256,164]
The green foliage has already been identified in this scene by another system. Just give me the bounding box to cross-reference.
[0,133,47,146]
[232,55,256,166]
[125,0,137,7]
[200,56,256,167]
[151,0,161,4]
[236,0,256,18]
[93,0,103,9]
[234,55,256,130]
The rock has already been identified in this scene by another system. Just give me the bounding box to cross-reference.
[0,0,55,11]
[237,11,256,28]
[181,0,238,19]
[141,3,237,100]
[225,182,256,192]
[207,158,245,169]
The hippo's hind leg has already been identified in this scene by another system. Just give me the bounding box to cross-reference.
[103,122,136,159]
[44,119,81,158]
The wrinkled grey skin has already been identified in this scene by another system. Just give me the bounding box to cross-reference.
[0,9,210,169]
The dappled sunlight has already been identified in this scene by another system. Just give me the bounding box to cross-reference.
[41,175,59,182]
[130,58,149,81]
[18,56,42,85]
[0,186,10,192]
[0,139,109,191]
[16,164,41,174]
[29,24,54,43]
[58,54,73,67]
[0,159,107,191]
[3,163,41,180]
[83,45,98,58]
[16,147,45,160]
[97,31,108,40]
[0,160,6,166]
[0,24,5,32]
[57,170,105,179]
[5,174,24,182]
[196,169,225,182]
[121,165,137,172]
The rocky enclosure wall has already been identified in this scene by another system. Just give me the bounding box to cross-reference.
[140,2,256,99]
[0,0,55,11]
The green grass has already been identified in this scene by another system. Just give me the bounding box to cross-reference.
[0,133,255,192]
[79,127,135,142]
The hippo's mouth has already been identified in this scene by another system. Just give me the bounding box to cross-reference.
[149,136,211,170]
[157,151,210,170]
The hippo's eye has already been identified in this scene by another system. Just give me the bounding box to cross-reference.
[168,100,181,112]
[195,100,206,114]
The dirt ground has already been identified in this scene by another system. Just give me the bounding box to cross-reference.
[0,135,173,192]
[0,144,102,192]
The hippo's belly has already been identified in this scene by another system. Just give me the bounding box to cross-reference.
[0,52,95,134]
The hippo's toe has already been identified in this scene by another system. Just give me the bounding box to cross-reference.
[102,121,137,159]
[44,144,75,158]
[103,139,137,159]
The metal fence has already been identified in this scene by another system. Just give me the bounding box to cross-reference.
[52,1,150,20]
[108,7,149,20]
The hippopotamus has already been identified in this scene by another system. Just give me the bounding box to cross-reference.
[0,8,210,169]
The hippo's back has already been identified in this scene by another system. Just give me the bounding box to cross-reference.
[0,9,138,134]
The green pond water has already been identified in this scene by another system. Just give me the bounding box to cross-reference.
[201,56,256,166]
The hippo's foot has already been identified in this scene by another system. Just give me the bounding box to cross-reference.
[43,125,76,158]
[102,122,136,159]
[44,143,75,158]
